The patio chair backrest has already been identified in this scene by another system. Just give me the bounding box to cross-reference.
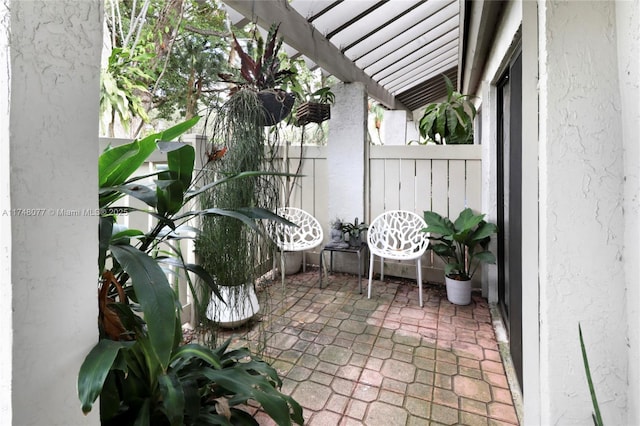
[273,207,324,252]
[367,210,428,261]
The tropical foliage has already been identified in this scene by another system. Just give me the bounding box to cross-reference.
[102,0,232,136]
[422,208,497,280]
[418,75,476,144]
[218,23,298,93]
[79,117,303,425]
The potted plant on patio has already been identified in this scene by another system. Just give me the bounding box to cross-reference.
[417,75,477,144]
[422,208,497,305]
[80,117,303,425]
[340,217,368,247]
[197,85,285,329]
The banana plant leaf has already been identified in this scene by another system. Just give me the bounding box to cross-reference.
[110,244,177,370]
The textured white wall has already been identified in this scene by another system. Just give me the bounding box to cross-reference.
[0,0,12,423]
[328,82,367,223]
[539,1,627,424]
[617,1,640,424]
[380,110,407,145]
[9,1,101,424]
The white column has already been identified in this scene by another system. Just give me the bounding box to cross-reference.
[539,1,627,424]
[326,82,367,273]
[0,0,12,421]
[381,110,409,145]
[328,82,368,224]
[5,1,101,424]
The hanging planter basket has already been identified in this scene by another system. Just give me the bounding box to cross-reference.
[295,101,331,126]
[257,90,295,126]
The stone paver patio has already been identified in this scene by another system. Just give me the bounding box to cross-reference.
[222,267,520,425]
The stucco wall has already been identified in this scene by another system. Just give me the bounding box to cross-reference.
[8,1,101,424]
[539,1,627,424]
[0,0,12,422]
[328,82,367,223]
[617,0,640,423]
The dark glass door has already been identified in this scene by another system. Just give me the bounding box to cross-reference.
[497,50,523,391]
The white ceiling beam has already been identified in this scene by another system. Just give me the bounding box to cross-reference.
[222,0,409,111]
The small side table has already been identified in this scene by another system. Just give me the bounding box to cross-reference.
[319,243,368,294]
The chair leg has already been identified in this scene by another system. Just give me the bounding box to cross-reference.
[416,259,423,307]
[380,258,385,281]
[280,250,286,291]
[272,253,276,281]
[367,254,375,299]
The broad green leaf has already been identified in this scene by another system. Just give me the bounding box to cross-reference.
[174,207,267,235]
[78,339,132,414]
[158,372,185,425]
[156,258,221,301]
[99,117,199,207]
[435,105,446,140]
[110,244,177,370]
[111,228,145,241]
[166,144,195,189]
[202,368,302,426]
[445,107,459,137]
[473,250,496,265]
[187,171,298,202]
[444,75,454,101]
[418,111,437,140]
[99,216,114,273]
[156,180,185,217]
[170,344,222,369]
[107,183,158,208]
[432,243,456,258]
[423,211,455,236]
[453,208,484,233]
[99,136,158,190]
[470,221,498,242]
[158,116,200,143]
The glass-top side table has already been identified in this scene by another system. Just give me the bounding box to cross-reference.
[319,243,368,294]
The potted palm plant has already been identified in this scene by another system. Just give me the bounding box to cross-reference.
[422,208,497,305]
[418,75,476,144]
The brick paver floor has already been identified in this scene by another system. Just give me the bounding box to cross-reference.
[223,267,520,425]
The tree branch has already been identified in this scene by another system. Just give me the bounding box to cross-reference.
[183,24,230,38]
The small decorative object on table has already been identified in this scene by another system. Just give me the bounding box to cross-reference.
[326,218,348,248]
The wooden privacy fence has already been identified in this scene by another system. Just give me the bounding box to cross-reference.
[275,143,483,284]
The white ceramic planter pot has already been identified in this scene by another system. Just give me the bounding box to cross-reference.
[445,276,472,305]
[279,251,303,275]
[206,284,260,328]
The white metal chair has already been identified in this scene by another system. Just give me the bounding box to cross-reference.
[272,207,324,286]
[367,210,429,307]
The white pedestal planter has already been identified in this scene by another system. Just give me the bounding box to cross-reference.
[445,276,472,305]
[206,284,260,328]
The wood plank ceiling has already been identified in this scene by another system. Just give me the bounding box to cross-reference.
[222,0,461,113]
